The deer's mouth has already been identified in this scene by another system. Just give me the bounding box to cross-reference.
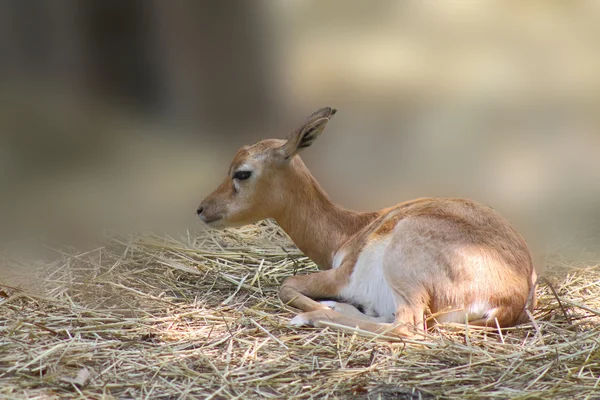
[198,210,223,225]
[203,216,222,224]
[201,215,229,230]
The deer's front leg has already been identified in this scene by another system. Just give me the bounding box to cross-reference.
[279,270,341,313]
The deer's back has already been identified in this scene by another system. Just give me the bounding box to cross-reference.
[369,197,533,273]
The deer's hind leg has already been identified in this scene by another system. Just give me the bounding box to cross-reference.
[318,300,393,323]
[288,301,426,338]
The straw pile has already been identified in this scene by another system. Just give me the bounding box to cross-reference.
[1,221,599,399]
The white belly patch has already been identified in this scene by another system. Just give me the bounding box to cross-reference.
[338,237,397,320]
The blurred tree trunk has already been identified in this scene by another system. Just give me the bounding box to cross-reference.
[42,0,89,103]
[152,0,275,133]
[0,0,89,103]
[0,1,20,79]
[82,0,160,110]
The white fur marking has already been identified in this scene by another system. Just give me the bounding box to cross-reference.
[468,301,493,320]
[332,249,347,269]
[339,237,397,321]
[435,301,495,323]
[290,314,312,327]
[319,301,337,309]
[236,163,253,173]
[321,300,394,322]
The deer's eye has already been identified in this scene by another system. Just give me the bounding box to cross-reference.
[233,170,252,181]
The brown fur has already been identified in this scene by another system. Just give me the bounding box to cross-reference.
[198,107,537,338]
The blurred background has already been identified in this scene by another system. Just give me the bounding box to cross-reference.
[1,0,599,261]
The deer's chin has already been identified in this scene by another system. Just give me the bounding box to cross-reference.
[203,216,250,230]
[203,218,226,230]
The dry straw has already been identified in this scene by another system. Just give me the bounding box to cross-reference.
[1,221,599,399]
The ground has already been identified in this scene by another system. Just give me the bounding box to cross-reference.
[1,221,599,399]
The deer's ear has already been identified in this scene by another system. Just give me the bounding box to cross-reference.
[279,107,337,160]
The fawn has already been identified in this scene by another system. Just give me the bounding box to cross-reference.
[197,107,537,337]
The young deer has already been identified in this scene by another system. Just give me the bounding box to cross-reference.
[197,107,537,337]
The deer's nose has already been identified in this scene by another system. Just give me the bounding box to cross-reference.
[196,207,204,216]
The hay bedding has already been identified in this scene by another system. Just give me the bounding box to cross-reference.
[1,221,599,399]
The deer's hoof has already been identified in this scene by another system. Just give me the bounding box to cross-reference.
[289,313,314,327]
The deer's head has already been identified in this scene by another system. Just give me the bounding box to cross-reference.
[197,107,336,229]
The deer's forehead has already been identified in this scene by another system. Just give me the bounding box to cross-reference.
[228,149,267,174]
[230,148,251,170]
[229,139,285,172]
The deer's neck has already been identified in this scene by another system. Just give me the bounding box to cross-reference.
[274,158,379,269]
